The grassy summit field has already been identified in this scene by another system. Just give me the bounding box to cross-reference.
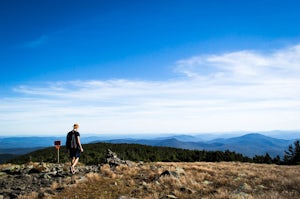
[49,162,299,199]
[7,141,299,198]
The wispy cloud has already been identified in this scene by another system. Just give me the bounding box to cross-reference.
[23,35,48,48]
[1,44,300,135]
[175,45,300,81]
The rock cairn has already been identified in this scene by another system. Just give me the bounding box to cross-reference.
[105,149,132,169]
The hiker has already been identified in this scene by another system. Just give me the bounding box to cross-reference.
[66,123,84,174]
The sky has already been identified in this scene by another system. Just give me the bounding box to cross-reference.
[1,0,300,136]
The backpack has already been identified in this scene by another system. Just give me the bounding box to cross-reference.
[66,130,78,149]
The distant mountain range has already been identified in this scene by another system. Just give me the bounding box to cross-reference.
[100,133,297,157]
[0,132,299,163]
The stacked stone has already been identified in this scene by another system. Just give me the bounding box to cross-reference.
[105,149,133,169]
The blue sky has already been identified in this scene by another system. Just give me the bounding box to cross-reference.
[1,0,300,136]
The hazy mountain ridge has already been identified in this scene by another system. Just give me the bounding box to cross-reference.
[102,133,297,157]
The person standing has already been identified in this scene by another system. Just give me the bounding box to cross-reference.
[66,123,84,174]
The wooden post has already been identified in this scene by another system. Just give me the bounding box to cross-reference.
[54,141,61,163]
[57,147,60,163]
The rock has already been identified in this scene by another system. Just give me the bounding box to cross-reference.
[202,180,213,185]
[233,191,249,199]
[138,161,144,166]
[2,165,21,175]
[42,173,52,179]
[150,165,157,170]
[179,187,195,194]
[0,172,7,177]
[233,183,252,198]
[118,196,137,199]
[142,181,147,186]
[256,184,267,190]
[175,167,185,174]
[125,160,133,167]
[9,192,19,199]
[161,194,178,199]
[45,189,56,195]
[55,186,65,192]
[155,181,161,186]
[28,167,42,174]
[38,191,45,198]
[160,170,171,176]
[241,183,252,192]
[160,170,179,178]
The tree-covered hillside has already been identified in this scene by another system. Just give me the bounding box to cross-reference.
[6,142,277,165]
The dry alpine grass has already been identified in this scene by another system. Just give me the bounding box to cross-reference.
[51,162,300,199]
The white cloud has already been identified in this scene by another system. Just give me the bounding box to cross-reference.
[1,44,300,135]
